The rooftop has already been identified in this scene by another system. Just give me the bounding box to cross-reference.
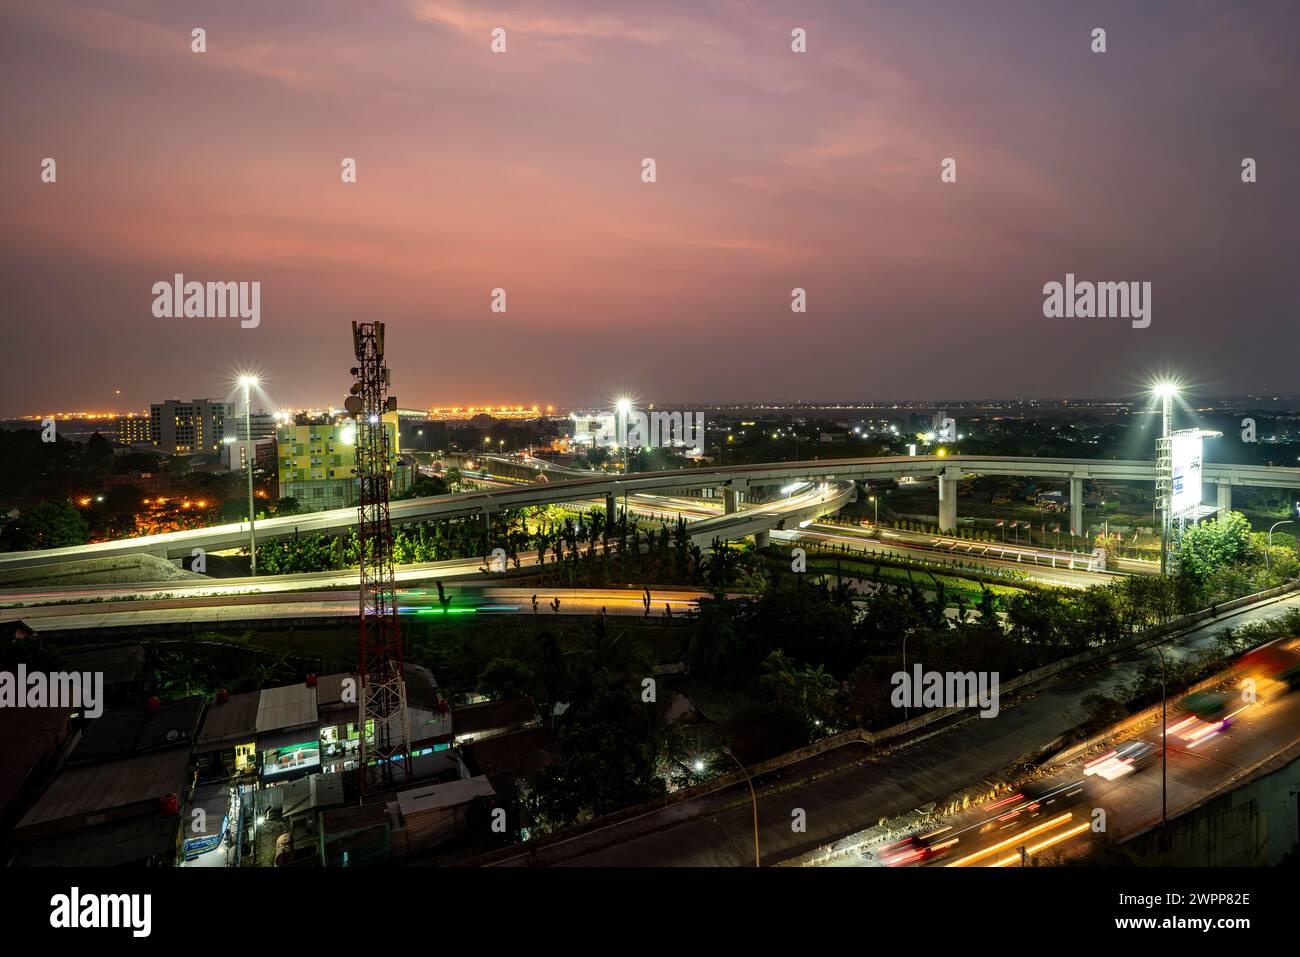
[69,695,204,766]
[396,776,495,816]
[462,726,556,786]
[256,681,317,732]
[451,697,539,739]
[196,689,261,751]
[14,746,193,841]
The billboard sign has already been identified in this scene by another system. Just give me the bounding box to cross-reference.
[1170,431,1203,517]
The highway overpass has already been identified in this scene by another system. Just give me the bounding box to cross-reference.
[2,454,1297,571]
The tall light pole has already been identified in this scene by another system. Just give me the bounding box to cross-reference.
[721,746,760,867]
[901,633,910,719]
[1153,382,1179,576]
[239,375,259,576]
[1154,644,1168,836]
[616,397,633,472]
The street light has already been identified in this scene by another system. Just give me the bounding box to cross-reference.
[1154,644,1168,838]
[901,633,910,719]
[1266,520,1295,573]
[1151,381,1180,575]
[721,746,760,867]
[238,374,259,575]
[868,494,878,526]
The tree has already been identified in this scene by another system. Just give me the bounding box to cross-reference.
[397,475,449,500]
[1178,512,1253,582]
[477,657,534,698]
[1092,532,1119,563]
[99,484,144,536]
[84,431,115,476]
[758,650,839,734]
[687,597,742,680]
[16,501,89,549]
[526,681,666,828]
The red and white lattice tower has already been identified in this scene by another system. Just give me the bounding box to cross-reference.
[347,321,411,792]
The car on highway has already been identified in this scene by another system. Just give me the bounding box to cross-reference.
[1083,740,1158,781]
[1166,690,1236,748]
[876,829,960,867]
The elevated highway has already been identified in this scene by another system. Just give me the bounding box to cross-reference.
[2,455,1296,571]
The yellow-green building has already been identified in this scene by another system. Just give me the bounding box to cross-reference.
[277,414,411,511]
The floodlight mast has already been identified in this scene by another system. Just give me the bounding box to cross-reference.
[351,321,411,793]
[1154,383,1178,575]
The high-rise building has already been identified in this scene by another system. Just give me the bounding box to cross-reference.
[222,437,277,475]
[114,414,152,446]
[149,399,229,454]
[277,413,411,511]
[229,411,278,442]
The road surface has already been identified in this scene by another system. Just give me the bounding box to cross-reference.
[490,589,1300,866]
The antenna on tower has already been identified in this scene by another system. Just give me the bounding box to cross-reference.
[349,320,411,792]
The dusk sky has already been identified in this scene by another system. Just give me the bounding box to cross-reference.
[1,0,1296,415]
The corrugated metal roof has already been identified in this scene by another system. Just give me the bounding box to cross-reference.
[10,813,180,866]
[314,673,353,707]
[396,775,494,816]
[255,682,317,732]
[15,747,192,837]
[196,690,261,749]
[69,696,205,766]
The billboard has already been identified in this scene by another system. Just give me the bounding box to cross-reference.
[1170,431,1203,517]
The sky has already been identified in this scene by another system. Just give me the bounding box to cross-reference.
[1,0,1297,415]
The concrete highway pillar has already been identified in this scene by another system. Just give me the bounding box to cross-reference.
[1217,480,1232,517]
[938,470,958,532]
[754,529,770,550]
[1070,476,1084,537]
[605,492,616,527]
[724,487,739,513]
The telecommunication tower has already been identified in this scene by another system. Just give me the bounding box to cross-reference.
[345,321,411,792]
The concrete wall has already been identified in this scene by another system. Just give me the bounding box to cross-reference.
[1124,747,1300,866]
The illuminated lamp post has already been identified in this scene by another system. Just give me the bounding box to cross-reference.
[1266,520,1294,574]
[238,375,259,575]
[1152,381,1179,576]
[721,746,760,867]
